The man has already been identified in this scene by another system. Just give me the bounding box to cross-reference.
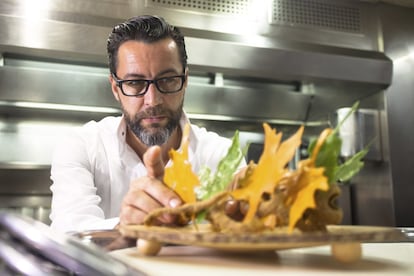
[49,15,244,232]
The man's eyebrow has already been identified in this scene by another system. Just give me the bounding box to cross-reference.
[123,69,181,80]
[123,73,146,79]
[156,69,181,76]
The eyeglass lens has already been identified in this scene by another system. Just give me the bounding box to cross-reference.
[121,76,183,96]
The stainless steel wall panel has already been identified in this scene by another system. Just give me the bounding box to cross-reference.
[146,0,379,51]
[381,3,414,226]
[270,0,363,33]
[0,166,51,194]
[183,84,222,116]
[341,3,414,227]
[0,15,110,64]
[0,13,393,86]
[306,79,385,118]
[0,66,115,108]
[0,0,133,24]
[0,0,394,130]
[216,86,310,122]
[185,83,311,122]
[351,161,395,226]
[186,36,392,85]
[0,118,81,165]
[0,165,52,224]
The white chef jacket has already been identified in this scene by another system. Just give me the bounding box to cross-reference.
[49,112,241,233]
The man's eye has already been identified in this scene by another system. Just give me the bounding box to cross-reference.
[159,77,178,85]
[125,80,146,87]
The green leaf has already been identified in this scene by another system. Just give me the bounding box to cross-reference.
[196,166,213,200]
[314,134,342,184]
[195,210,207,224]
[335,146,369,183]
[195,130,247,201]
[308,101,367,184]
[195,131,247,222]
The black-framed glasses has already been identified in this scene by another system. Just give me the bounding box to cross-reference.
[112,73,186,97]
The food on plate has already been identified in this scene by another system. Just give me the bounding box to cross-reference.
[143,102,367,234]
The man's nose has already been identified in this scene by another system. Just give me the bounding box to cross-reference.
[144,82,162,106]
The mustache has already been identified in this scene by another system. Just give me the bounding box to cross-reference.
[139,106,167,118]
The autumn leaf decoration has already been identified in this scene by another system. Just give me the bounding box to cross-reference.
[230,123,331,233]
[286,129,331,232]
[162,103,365,233]
[164,124,200,204]
[231,123,304,224]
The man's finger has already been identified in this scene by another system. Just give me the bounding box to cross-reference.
[143,145,164,180]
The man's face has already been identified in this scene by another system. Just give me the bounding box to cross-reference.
[110,38,187,146]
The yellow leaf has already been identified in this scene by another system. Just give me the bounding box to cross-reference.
[232,123,304,223]
[288,166,329,232]
[310,128,333,164]
[164,124,199,204]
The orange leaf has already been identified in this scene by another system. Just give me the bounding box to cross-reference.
[164,124,199,204]
[232,123,304,223]
[310,128,333,164]
[287,166,329,232]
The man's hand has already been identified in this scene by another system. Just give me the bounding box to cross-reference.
[119,146,182,225]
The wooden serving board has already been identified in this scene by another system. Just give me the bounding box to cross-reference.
[119,224,406,252]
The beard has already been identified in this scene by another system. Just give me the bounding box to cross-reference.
[123,104,183,147]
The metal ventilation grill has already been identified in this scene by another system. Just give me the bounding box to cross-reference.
[147,0,253,16]
[271,0,362,33]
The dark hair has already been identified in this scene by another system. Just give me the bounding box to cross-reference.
[107,15,188,75]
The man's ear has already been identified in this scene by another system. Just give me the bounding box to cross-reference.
[109,74,120,102]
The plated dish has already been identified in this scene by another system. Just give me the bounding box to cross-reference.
[120,224,406,252]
